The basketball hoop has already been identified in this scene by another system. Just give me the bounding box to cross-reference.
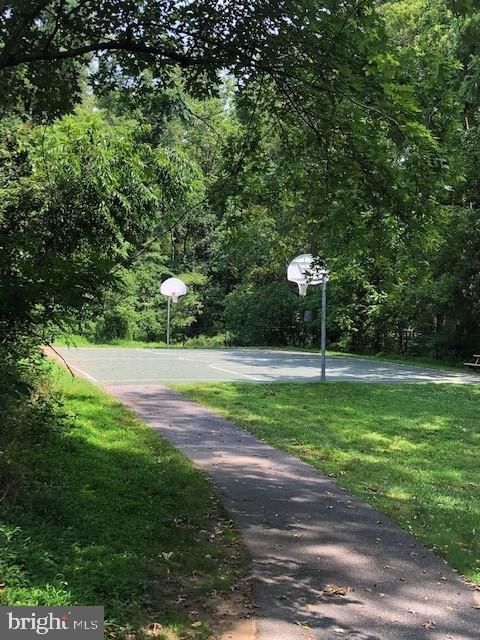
[160,278,187,301]
[298,281,308,297]
[287,254,329,382]
[160,277,188,348]
[287,254,327,288]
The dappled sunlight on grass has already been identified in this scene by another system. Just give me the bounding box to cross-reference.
[0,367,247,639]
[176,381,480,584]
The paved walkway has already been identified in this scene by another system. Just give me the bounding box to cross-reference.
[104,383,479,640]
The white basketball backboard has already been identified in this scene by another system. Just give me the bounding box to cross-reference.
[160,277,187,302]
[287,254,327,289]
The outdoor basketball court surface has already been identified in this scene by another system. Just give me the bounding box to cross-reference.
[56,347,479,384]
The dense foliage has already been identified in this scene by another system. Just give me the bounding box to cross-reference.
[2,1,480,358]
[0,108,199,348]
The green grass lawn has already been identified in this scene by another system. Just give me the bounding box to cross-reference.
[0,366,248,639]
[54,334,168,348]
[175,382,480,585]
[53,334,228,350]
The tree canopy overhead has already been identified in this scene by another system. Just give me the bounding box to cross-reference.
[2,0,480,359]
[0,1,413,128]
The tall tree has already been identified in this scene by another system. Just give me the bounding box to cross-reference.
[0,108,199,345]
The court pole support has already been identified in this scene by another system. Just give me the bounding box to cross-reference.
[167,296,171,349]
[321,274,327,382]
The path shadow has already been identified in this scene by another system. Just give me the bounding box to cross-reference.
[110,384,480,640]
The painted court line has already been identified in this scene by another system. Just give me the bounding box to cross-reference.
[142,350,245,363]
[136,349,183,358]
[209,363,263,381]
[101,378,223,383]
[67,363,98,382]
[67,357,179,361]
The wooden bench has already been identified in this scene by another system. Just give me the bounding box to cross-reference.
[464,354,480,369]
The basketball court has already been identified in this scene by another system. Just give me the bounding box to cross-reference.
[55,347,478,385]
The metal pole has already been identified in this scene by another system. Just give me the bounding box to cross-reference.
[321,274,327,382]
[167,296,171,348]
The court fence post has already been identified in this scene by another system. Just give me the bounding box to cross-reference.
[321,274,327,382]
[167,296,171,349]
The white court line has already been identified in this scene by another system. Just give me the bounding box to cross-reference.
[135,350,187,359]
[68,363,98,382]
[141,350,228,362]
[209,363,262,381]
[64,357,182,361]
[102,378,225,383]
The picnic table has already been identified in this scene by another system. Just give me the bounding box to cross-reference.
[464,354,480,370]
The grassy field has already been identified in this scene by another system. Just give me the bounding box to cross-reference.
[176,382,480,584]
[54,334,167,348]
[0,366,248,639]
[53,334,228,349]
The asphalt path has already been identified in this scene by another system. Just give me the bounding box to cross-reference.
[55,347,479,384]
[101,383,479,640]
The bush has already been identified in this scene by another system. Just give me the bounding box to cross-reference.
[132,309,164,342]
[225,282,301,346]
[0,347,67,504]
[95,308,136,341]
[183,333,229,348]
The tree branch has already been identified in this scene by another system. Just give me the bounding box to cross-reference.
[0,39,224,70]
[1,1,51,58]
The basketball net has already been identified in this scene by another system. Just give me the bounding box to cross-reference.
[171,292,179,303]
[298,282,308,297]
